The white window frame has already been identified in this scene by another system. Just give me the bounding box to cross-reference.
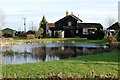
[76,30,79,33]
[83,28,88,34]
[68,21,72,26]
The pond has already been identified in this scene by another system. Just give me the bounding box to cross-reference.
[1,43,108,64]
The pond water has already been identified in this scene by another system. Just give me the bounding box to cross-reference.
[1,43,108,64]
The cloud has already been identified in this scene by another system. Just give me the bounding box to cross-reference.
[119,1,120,22]
[0,0,119,30]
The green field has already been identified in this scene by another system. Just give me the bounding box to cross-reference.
[2,50,119,78]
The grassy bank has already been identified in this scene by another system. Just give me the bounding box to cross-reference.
[0,65,2,79]
[1,38,108,44]
[2,50,119,78]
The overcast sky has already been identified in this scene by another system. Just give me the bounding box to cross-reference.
[0,0,119,31]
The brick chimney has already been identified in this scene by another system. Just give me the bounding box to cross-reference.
[66,10,68,16]
[71,12,73,15]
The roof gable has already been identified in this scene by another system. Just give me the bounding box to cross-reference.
[107,22,120,30]
[2,28,16,34]
[2,28,16,32]
[55,14,82,24]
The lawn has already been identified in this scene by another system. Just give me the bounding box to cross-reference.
[2,50,119,78]
[0,65,2,79]
[1,37,108,44]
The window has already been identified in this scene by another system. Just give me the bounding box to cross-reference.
[76,30,78,33]
[83,28,88,34]
[68,21,72,26]
[88,28,96,34]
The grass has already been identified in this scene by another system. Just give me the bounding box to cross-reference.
[2,50,119,78]
[13,36,27,40]
[1,37,108,44]
[0,65,2,79]
[0,55,2,79]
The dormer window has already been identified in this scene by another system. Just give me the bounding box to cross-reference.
[68,21,72,26]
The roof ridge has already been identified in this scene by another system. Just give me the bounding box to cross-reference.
[55,14,82,23]
[70,14,82,22]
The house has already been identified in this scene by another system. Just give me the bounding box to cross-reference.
[77,23,103,38]
[48,11,104,38]
[2,28,16,37]
[106,22,120,36]
[107,22,120,30]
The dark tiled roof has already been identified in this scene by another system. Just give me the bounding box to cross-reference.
[48,23,55,30]
[55,14,82,23]
[70,15,83,22]
[77,23,103,28]
[2,28,16,32]
[48,23,55,27]
[107,22,120,30]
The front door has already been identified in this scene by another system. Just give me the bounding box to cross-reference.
[64,30,75,38]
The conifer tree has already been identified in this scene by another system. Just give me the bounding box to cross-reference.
[39,16,48,37]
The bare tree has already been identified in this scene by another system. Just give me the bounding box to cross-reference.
[29,21,37,31]
[0,8,5,38]
[106,16,116,27]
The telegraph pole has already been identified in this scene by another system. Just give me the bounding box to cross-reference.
[22,18,26,32]
[31,21,34,31]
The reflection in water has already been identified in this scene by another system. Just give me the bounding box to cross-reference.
[32,47,46,61]
[2,43,108,64]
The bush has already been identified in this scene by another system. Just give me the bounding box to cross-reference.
[116,30,120,41]
[27,30,35,34]
[87,34,96,40]
[44,32,50,38]
[55,31,62,38]
[27,34,35,39]
[0,30,3,38]
[18,33,27,37]
[87,30,105,40]
[94,30,105,40]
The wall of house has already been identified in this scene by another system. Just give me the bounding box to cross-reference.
[49,30,64,38]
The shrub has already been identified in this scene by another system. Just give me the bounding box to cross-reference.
[18,32,27,37]
[55,32,58,38]
[35,31,40,38]
[87,34,96,40]
[107,36,117,48]
[44,32,50,38]
[0,30,3,38]
[87,29,105,40]
[94,30,105,40]
[55,31,62,38]
[27,30,35,34]
[116,30,120,41]
[27,34,35,39]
